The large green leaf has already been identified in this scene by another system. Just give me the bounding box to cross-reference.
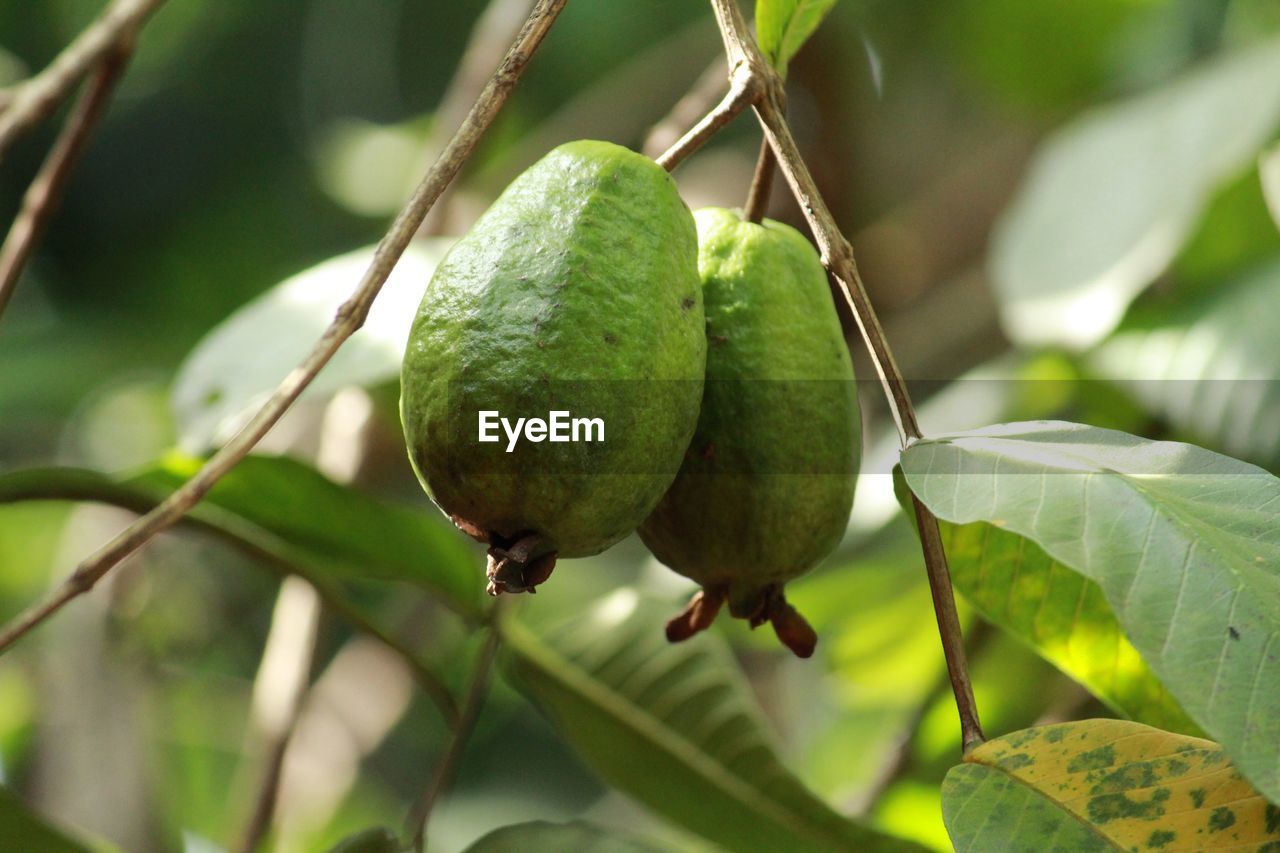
[901,421,1280,802]
[1091,259,1280,470]
[0,455,482,617]
[755,0,838,78]
[991,35,1280,349]
[502,592,923,853]
[464,820,667,853]
[171,239,452,452]
[934,519,1197,735]
[942,720,1280,852]
[0,788,94,852]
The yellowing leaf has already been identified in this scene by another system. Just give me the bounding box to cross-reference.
[944,719,1280,852]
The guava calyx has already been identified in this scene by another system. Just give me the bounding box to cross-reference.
[484,531,557,596]
[664,583,817,658]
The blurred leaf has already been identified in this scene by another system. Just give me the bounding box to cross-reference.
[755,0,838,78]
[314,116,433,218]
[901,421,1280,802]
[464,820,668,853]
[502,592,924,853]
[942,720,1280,852]
[171,239,452,453]
[0,456,483,617]
[324,826,400,853]
[941,0,1152,111]
[991,35,1280,349]
[1091,259,1280,470]
[0,788,95,853]
[787,541,951,801]
[1260,143,1280,230]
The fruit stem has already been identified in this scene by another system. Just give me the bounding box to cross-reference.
[743,138,774,223]
[705,0,985,750]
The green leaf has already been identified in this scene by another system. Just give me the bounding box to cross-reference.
[1091,259,1280,470]
[0,456,482,617]
[942,719,1280,852]
[901,421,1280,802]
[171,239,452,452]
[935,518,1198,735]
[464,820,668,853]
[502,592,924,853]
[991,35,1280,349]
[755,0,838,78]
[0,788,95,853]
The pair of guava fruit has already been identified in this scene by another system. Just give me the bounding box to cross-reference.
[400,140,860,657]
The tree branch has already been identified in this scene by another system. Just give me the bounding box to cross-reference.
[0,477,463,724]
[0,0,164,160]
[655,66,759,172]
[0,42,134,325]
[421,0,537,236]
[403,627,501,852]
[642,56,726,159]
[235,577,322,853]
[0,0,569,658]
[743,139,774,223]
[705,0,983,751]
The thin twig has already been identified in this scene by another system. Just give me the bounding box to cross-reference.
[236,577,322,853]
[0,0,569,658]
[0,43,134,325]
[655,74,758,172]
[743,139,774,223]
[849,622,993,815]
[403,627,501,851]
[0,0,164,160]
[0,477,463,724]
[705,0,983,750]
[642,55,726,159]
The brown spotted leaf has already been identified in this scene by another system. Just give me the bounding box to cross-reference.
[942,719,1280,852]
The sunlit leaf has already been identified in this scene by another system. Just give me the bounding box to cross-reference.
[991,35,1280,348]
[0,788,95,853]
[0,456,483,617]
[942,719,1280,851]
[502,592,924,853]
[171,239,452,452]
[1091,259,1280,470]
[926,514,1197,735]
[755,0,838,78]
[464,820,667,852]
[901,421,1280,801]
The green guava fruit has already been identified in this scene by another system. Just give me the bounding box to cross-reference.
[401,140,706,595]
[638,207,861,657]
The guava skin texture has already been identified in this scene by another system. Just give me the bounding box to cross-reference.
[400,140,706,594]
[638,207,860,656]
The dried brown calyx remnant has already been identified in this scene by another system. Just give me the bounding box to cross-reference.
[664,582,816,658]
[484,531,556,596]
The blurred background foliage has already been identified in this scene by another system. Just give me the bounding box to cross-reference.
[2,0,1279,850]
